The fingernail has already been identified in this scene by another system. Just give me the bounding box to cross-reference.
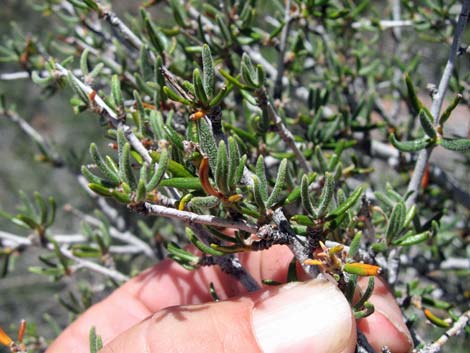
[252,279,355,353]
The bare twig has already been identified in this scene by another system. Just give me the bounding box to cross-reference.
[406,1,470,208]
[415,310,470,353]
[140,202,258,233]
[273,0,293,99]
[66,206,157,259]
[0,230,129,282]
[272,208,319,278]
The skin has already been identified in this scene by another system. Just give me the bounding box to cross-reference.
[47,245,412,353]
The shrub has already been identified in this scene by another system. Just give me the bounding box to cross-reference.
[0,0,469,352]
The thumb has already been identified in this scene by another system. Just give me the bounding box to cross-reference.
[100,279,356,353]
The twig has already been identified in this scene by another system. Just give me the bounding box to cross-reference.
[405,1,470,208]
[0,230,129,282]
[140,202,258,233]
[257,89,312,173]
[351,19,414,29]
[0,108,63,166]
[415,310,470,353]
[272,208,319,278]
[273,0,293,99]
[65,206,157,259]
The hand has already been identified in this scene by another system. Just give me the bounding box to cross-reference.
[47,246,412,353]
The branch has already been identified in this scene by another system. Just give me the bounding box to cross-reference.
[0,230,129,282]
[272,208,319,278]
[139,202,258,233]
[65,206,157,259]
[406,1,470,208]
[273,0,294,99]
[415,310,470,353]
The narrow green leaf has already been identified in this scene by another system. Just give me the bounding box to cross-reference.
[81,166,116,188]
[348,231,362,258]
[66,71,89,104]
[189,196,220,209]
[393,231,430,246]
[266,158,288,208]
[89,143,120,184]
[301,174,316,216]
[193,68,209,106]
[252,175,266,211]
[256,155,268,202]
[418,109,437,139]
[89,327,103,353]
[186,227,224,256]
[146,146,169,191]
[439,138,470,152]
[234,155,247,185]
[389,134,432,152]
[87,183,113,197]
[327,186,364,220]
[227,136,241,190]
[159,177,202,190]
[80,48,90,76]
[119,142,137,189]
[215,140,229,194]
[202,44,215,98]
[197,117,218,173]
[405,74,421,113]
[354,276,375,310]
[219,69,248,89]
[386,201,406,243]
[316,173,335,217]
[439,94,462,127]
[163,86,192,105]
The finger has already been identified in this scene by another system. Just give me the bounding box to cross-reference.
[101,279,356,353]
[46,245,294,353]
[356,277,413,353]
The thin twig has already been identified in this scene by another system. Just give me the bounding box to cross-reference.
[272,208,319,278]
[65,206,157,259]
[140,202,258,233]
[406,1,470,208]
[0,230,129,282]
[415,310,470,353]
[273,0,293,99]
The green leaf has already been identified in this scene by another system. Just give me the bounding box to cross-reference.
[439,94,462,127]
[386,201,406,244]
[354,276,374,310]
[252,175,266,211]
[87,183,113,197]
[89,327,103,353]
[159,177,202,190]
[418,109,436,139]
[389,133,432,152]
[255,155,268,202]
[66,71,89,104]
[234,155,247,185]
[215,140,229,194]
[316,173,335,217]
[219,69,248,89]
[141,9,166,53]
[163,86,192,105]
[81,166,116,188]
[439,138,470,152]
[393,231,430,246]
[89,143,120,184]
[119,142,137,189]
[186,227,224,256]
[139,45,153,81]
[202,44,215,98]
[146,146,169,191]
[189,196,220,209]
[405,74,421,113]
[266,158,288,208]
[193,68,209,106]
[197,117,218,173]
[227,137,241,190]
[327,186,364,220]
[301,174,316,216]
[348,231,362,258]
[80,48,90,76]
